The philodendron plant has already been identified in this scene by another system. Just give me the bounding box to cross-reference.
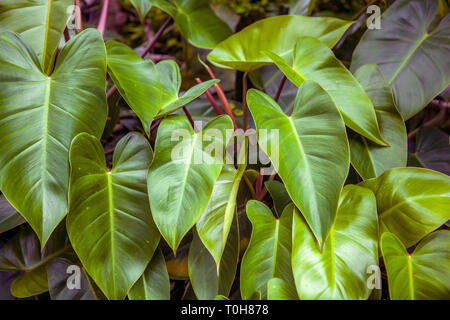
[0,0,449,301]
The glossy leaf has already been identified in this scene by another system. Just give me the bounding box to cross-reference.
[290,0,315,15]
[67,132,160,300]
[196,145,246,268]
[360,168,450,247]
[148,0,232,49]
[381,231,450,300]
[240,201,295,300]
[351,0,450,119]
[266,38,386,145]
[292,185,378,300]
[408,126,450,175]
[105,43,218,133]
[0,193,25,233]
[208,15,353,72]
[247,82,349,246]
[148,115,233,251]
[128,248,170,300]
[188,216,239,300]
[267,278,299,300]
[264,180,291,217]
[106,41,161,134]
[130,0,152,22]
[0,0,73,74]
[0,29,107,246]
[349,64,407,179]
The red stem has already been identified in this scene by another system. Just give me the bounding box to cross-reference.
[242,72,249,130]
[97,0,109,37]
[195,78,223,115]
[183,107,196,131]
[75,0,83,33]
[274,76,287,102]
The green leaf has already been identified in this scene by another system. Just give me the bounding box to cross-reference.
[208,15,353,72]
[128,248,170,300]
[67,132,160,300]
[154,60,219,119]
[290,0,315,15]
[214,294,229,300]
[240,201,295,300]
[265,38,386,145]
[0,0,73,74]
[360,168,450,247]
[0,29,107,246]
[292,185,378,300]
[0,193,25,233]
[351,0,450,120]
[105,43,218,133]
[106,40,161,134]
[267,278,299,300]
[381,231,450,300]
[11,264,48,297]
[408,126,450,175]
[264,180,291,217]
[148,0,232,49]
[188,216,239,300]
[130,0,152,22]
[47,253,97,300]
[196,144,246,268]
[148,115,233,251]
[349,64,407,179]
[247,82,349,246]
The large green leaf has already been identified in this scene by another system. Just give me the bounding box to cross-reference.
[196,147,246,269]
[351,0,450,120]
[0,193,25,233]
[208,15,353,72]
[381,231,450,300]
[106,41,161,134]
[265,38,386,145]
[247,82,349,246]
[148,0,232,49]
[0,29,107,246]
[408,126,450,175]
[67,132,160,300]
[240,201,295,300]
[292,185,378,300]
[148,115,233,251]
[360,168,450,247]
[0,0,73,74]
[267,278,299,300]
[188,216,239,300]
[106,41,218,133]
[128,248,170,300]
[349,64,407,179]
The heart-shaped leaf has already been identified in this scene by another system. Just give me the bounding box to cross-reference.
[128,248,170,300]
[349,64,407,179]
[0,29,107,246]
[188,216,239,300]
[148,0,232,49]
[247,82,349,246]
[292,185,378,300]
[351,0,450,120]
[265,38,386,145]
[148,115,233,251]
[240,201,295,300]
[67,132,160,300]
[0,0,73,74]
[208,15,353,72]
[360,167,450,247]
[381,231,450,300]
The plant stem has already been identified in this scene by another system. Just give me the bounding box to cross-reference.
[150,118,163,132]
[274,76,287,102]
[97,0,109,37]
[195,78,223,115]
[242,72,249,130]
[255,170,276,201]
[183,106,196,131]
[243,173,256,199]
[75,0,83,32]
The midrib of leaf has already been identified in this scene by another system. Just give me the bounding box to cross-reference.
[378,195,445,220]
[361,136,377,178]
[388,32,429,84]
[271,219,280,278]
[41,77,52,241]
[407,255,415,299]
[106,172,117,296]
[42,0,53,72]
